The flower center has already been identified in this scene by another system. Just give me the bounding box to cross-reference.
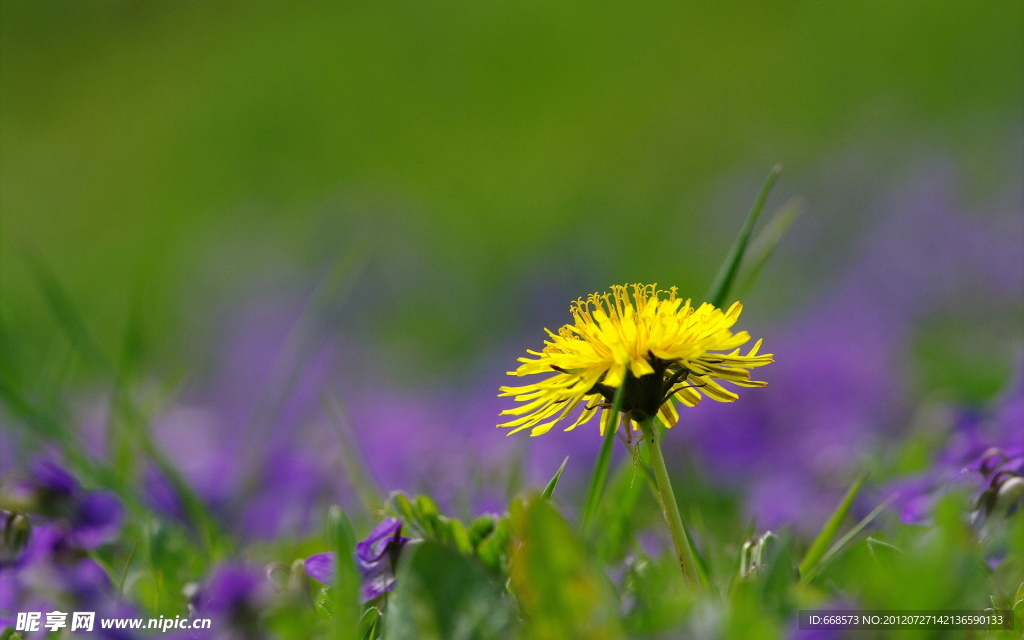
[588,357,690,421]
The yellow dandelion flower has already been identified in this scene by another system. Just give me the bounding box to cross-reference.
[498,284,773,437]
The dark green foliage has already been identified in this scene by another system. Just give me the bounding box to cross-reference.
[384,542,517,640]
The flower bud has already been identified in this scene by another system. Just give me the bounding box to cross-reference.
[740,531,779,578]
[1,512,32,565]
[994,476,1024,514]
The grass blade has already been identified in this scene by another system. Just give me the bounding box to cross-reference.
[323,393,384,511]
[541,456,569,501]
[737,196,805,298]
[21,247,227,557]
[803,492,897,582]
[21,247,113,375]
[798,470,867,578]
[236,243,371,500]
[116,540,141,603]
[705,164,782,308]
[580,380,627,531]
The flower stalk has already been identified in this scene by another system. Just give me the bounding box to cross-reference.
[638,415,704,593]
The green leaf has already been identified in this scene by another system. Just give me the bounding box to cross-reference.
[326,507,362,640]
[445,519,473,555]
[384,542,517,640]
[541,456,570,501]
[798,470,867,579]
[415,495,440,519]
[580,380,627,531]
[510,498,623,640]
[359,608,382,640]
[390,492,417,525]
[467,515,496,547]
[475,517,511,574]
[591,457,646,561]
[705,164,782,308]
[759,539,798,607]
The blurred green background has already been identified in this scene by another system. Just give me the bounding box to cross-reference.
[2,0,1021,374]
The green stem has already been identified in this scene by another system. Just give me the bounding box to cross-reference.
[638,415,703,593]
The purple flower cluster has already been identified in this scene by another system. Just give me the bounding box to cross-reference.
[675,167,1022,531]
[0,460,129,638]
[888,355,1024,527]
[167,564,275,640]
[1,459,123,552]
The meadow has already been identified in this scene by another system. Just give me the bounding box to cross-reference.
[1,2,1022,638]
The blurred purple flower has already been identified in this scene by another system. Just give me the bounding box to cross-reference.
[186,563,274,640]
[675,168,1022,532]
[0,461,134,638]
[0,522,116,632]
[302,553,336,585]
[306,517,411,602]
[886,355,1024,526]
[1,459,123,550]
[194,565,272,616]
[140,293,354,541]
[143,465,188,525]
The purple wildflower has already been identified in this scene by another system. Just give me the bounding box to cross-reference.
[355,518,410,601]
[1,459,123,550]
[302,553,336,585]
[886,355,1024,526]
[675,167,1022,532]
[187,564,274,640]
[142,465,189,525]
[306,517,411,602]
[0,522,116,634]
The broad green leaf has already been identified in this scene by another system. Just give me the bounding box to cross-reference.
[384,542,516,640]
[510,498,623,640]
[759,539,798,608]
[591,456,646,561]
[359,608,382,640]
[327,507,362,640]
[445,518,473,555]
[475,517,511,574]
[705,164,782,308]
[415,494,440,519]
[798,470,866,579]
[467,515,496,547]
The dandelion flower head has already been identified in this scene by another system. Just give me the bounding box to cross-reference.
[498,284,773,437]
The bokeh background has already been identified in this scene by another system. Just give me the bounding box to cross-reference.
[2,1,1022,538]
